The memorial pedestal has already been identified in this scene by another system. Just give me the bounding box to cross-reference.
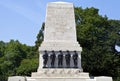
[30,69,89,81]
[32,69,85,78]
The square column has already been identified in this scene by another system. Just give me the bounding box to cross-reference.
[38,51,43,71]
[77,51,83,70]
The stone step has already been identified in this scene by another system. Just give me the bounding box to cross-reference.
[32,69,89,78]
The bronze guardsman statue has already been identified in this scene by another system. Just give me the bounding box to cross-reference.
[65,50,71,68]
[58,50,63,68]
[73,51,78,68]
[50,50,56,68]
[43,50,48,68]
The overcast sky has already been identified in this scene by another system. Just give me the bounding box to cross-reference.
[0,0,120,51]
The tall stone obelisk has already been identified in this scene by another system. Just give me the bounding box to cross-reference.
[40,2,82,51]
[38,1,83,70]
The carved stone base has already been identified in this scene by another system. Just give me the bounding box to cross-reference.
[8,76,113,81]
[27,78,89,81]
[31,69,88,78]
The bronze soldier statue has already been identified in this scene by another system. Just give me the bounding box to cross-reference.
[73,51,78,68]
[43,50,48,68]
[58,50,63,68]
[65,50,71,68]
[50,50,56,68]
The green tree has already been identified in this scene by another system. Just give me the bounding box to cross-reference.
[75,7,120,79]
[35,23,45,50]
[0,41,6,57]
[0,40,38,81]
[16,58,38,76]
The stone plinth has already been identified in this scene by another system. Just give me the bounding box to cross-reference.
[28,78,89,81]
[30,69,90,81]
[8,76,26,81]
[32,69,86,78]
[95,76,113,81]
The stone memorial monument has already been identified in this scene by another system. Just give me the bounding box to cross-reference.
[31,1,88,80]
[8,1,113,81]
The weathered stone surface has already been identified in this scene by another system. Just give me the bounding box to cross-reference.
[32,69,87,78]
[8,76,26,81]
[86,79,96,81]
[26,77,36,81]
[28,78,89,81]
[39,1,82,51]
[38,1,82,70]
[95,76,112,81]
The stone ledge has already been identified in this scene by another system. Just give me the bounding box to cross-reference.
[39,41,82,51]
[8,76,113,81]
[27,78,90,81]
[32,69,89,78]
[95,76,113,81]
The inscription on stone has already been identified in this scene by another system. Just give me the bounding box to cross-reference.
[44,2,77,42]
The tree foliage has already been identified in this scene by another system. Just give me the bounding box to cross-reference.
[0,40,38,81]
[75,7,120,79]
[16,58,38,76]
[35,23,45,50]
